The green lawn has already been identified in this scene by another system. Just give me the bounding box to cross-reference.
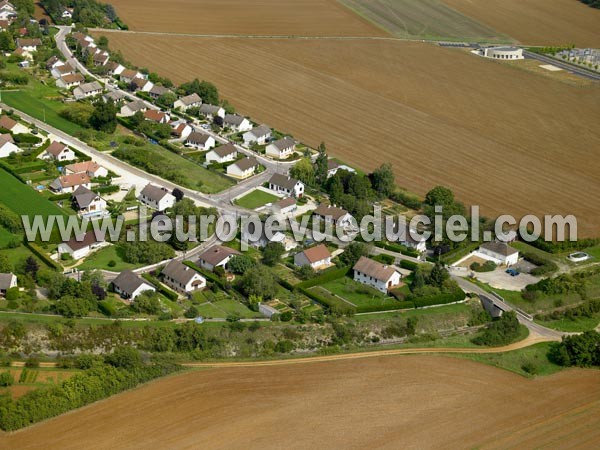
[234,189,280,209]
[78,244,142,272]
[212,298,261,318]
[535,315,600,333]
[0,226,19,248]
[320,276,402,311]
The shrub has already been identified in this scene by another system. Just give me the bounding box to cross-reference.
[107,260,116,267]
[0,371,14,387]
[472,312,521,346]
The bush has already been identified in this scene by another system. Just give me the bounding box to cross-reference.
[0,371,14,387]
[399,260,419,271]
[472,312,521,346]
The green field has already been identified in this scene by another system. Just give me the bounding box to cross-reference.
[340,0,511,42]
[320,276,402,311]
[78,244,142,272]
[234,189,280,209]
[535,315,600,333]
[1,64,84,135]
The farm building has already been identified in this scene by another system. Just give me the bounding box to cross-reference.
[112,270,155,301]
[479,46,524,60]
[161,260,206,294]
[353,256,402,293]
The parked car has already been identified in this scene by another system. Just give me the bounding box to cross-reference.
[506,268,520,277]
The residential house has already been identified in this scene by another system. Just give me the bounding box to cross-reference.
[112,270,155,301]
[106,61,125,76]
[161,260,206,294]
[265,137,295,159]
[294,244,332,270]
[51,63,75,79]
[199,104,225,119]
[61,8,73,19]
[49,172,90,193]
[313,204,353,228]
[44,141,76,161]
[173,93,202,111]
[0,134,20,158]
[268,173,304,198]
[0,0,16,21]
[205,143,237,164]
[16,38,41,52]
[242,223,297,251]
[185,132,215,150]
[46,55,62,70]
[327,159,355,178]
[400,228,427,254]
[149,85,173,100]
[0,273,17,296]
[56,73,85,89]
[58,230,106,260]
[103,91,126,103]
[353,256,402,293]
[0,115,28,134]
[171,121,193,139]
[242,125,271,146]
[71,186,106,215]
[478,242,519,266]
[139,183,176,211]
[143,109,170,124]
[119,69,142,84]
[131,77,154,92]
[65,160,108,178]
[197,245,240,271]
[92,51,109,67]
[227,156,258,179]
[223,114,252,132]
[73,81,103,100]
[272,197,297,215]
[119,100,147,117]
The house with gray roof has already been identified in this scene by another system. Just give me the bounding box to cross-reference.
[0,273,17,296]
[227,156,258,179]
[112,270,155,301]
[223,113,252,132]
[268,173,304,198]
[242,125,271,145]
[206,143,238,164]
[139,183,176,211]
[161,260,206,294]
[266,137,295,159]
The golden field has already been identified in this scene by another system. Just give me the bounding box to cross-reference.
[97,34,600,236]
[2,356,600,449]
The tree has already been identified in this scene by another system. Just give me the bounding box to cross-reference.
[0,371,14,387]
[239,265,278,299]
[338,242,370,267]
[131,291,162,315]
[97,35,109,50]
[228,255,256,274]
[297,264,315,280]
[429,262,450,288]
[289,157,315,186]
[425,186,455,208]
[370,163,395,198]
[89,98,117,133]
[184,305,199,318]
[55,295,92,318]
[105,346,142,370]
[0,32,15,52]
[314,142,328,186]
[0,253,12,273]
[262,242,285,266]
[179,78,219,105]
[158,92,177,108]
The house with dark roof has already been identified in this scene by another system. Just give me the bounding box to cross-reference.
[72,186,106,215]
[56,73,85,89]
[0,273,17,296]
[227,156,258,179]
[199,104,225,119]
[353,256,402,293]
[16,38,41,52]
[144,109,170,124]
[119,69,143,84]
[268,173,304,198]
[313,204,353,227]
[294,244,332,270]
[139,183,176,211]
[131,76,154,92]
[73,81,103,100]
[174,93,201,111]
[197,245,240,271]
[223,114,251,132]
[206,143,238,164]
[112,270,155,301]
[44,141,75,161]
[58,230,107,260]
[171,121,193,139]
[272,197,297,215]
[327,159,355,178]
[119,100,147,117]
[185,132,215,151]
[265,137,295,159]
[149,84,173,100]
[478,241,519,266]
[161,260,206,293]
[51,62,75,79]
[243,125,271,145]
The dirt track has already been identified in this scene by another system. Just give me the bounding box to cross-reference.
[2,354,599,449]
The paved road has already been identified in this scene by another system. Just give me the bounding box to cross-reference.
[524,50,600,81]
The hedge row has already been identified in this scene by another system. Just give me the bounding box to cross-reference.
[23,241,62,271]
[13,161,47,174]
[296,266,351,289]
[0,160,26,183]
[374,240,420,258]
[299,284,355,315]
[96,185,120,194]
[407,289,464,308]
[399,260,419,271]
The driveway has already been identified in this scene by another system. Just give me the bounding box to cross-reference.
[468,267,539,291]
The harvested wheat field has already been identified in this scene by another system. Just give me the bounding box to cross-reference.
[2,356,600,449]
[107,0,385,36]
[444,0,600,47]
[96,34,600,236]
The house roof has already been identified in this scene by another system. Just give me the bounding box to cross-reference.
[198,244,240,267]
[45,141,69,156]
[186,132,211,145]
[172,122,190,136]
[162,260,203,286]
[299,244,331,264]
[46,55,60,68]
[112,270,151,295]
[199,104,222,114]
[62,230,102,252]
[211,143,237,158]
[106,61,122,71]
[269,137,294,151]
[132,77,150,89]
[480,242,519,257]
[274,197,296,209]
[230,156,257,172]
[143,109,167,122]
[60,73,84,84]
[224,114,246,126]
[149,85,171,96]
[123,100,146,112]
[246,124,270,139]
[103,91,126,102]
[16,38,41,47]
[313,204,350,221]
[178,93,201,106]
[66,160,104,174]
[0,273,15,290]
[0,133,14,145]
[55,63,74,74]
[140,183,172,202]
[72,185,98,208]
[353,256,398,282]
[93,52,109,63]
[51,173,90,189]
[120,69,139,79]
[76,81,102,94]
[269,173,301,191]
[0,115,17,130]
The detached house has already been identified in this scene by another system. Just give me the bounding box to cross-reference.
[0,115,28,134]
[199,104,225,119]
[353,257,402,293]
[51,63,75,79]
[139,183,176,211]
[197,245,240,271]
[149,84,173,100]
[73,81,103,100]
[119,100,147,117]
[144,109,170,124]
[106,61,125,76]
[72,186,106,215]
[327,159,355,178]
[223,114,252,132]
[185,132,215,150]
[205,143,237,164]
[131,77,154,92]
[44,141,76,161]
[58,230,107,260]
[119,69,143,84]
[174,93,202,111]
[478,242,519,266]
[171,121,193,139]
[400,228,427,254]
[92,51,109,67]
[46,55,62,70]
[265,137,295,159]
[243,125,271,145]
[65,160,108,178]
[272,197,297,215]
[294,244,332,270]
[161,260,206,294]
[112,270,155,301]
[16,38,41,52]
[56,73,85,89]
[0,134,20,158]
[313,204,353,228]
[49,172,90,193]
[268,173,304,198]
[227,156,258,179]
[0,273,17,296]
